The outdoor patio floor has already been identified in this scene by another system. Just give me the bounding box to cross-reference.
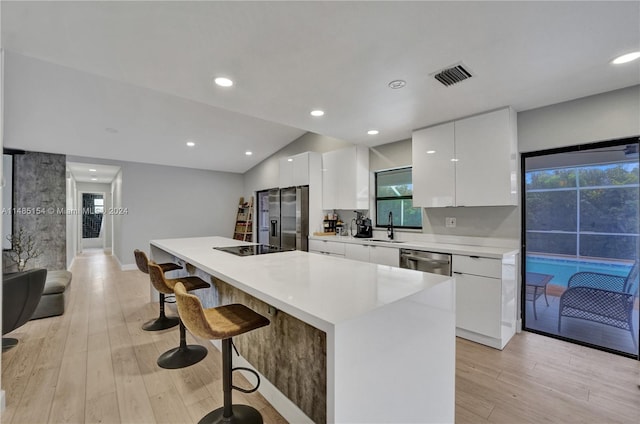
[524,288,639,356]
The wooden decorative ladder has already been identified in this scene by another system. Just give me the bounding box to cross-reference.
[233,197,253,242]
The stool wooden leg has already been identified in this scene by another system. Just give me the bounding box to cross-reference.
[142,293,180,331]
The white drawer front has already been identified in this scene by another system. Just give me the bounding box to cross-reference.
[453,255,501,278]
[309,239,345,255]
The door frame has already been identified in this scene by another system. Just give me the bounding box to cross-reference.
[520,135,639,359]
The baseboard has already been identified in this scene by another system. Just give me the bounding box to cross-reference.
[112,254,137,271]
[208,340,312,424]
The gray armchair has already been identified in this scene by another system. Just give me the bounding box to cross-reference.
[558,261,639,350]
[2,268,47,350]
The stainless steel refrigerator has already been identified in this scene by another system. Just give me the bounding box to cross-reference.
[266,186,309,251]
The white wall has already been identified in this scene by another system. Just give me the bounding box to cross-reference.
[119,161,242,266]
[69,156,243,268]
[518,85,640,152]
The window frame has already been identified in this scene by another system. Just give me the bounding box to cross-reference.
[374,166,422,230]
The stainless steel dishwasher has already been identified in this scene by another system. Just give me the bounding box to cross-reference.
[399,249,452,276]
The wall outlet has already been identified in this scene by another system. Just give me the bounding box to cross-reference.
[445,217,456,228]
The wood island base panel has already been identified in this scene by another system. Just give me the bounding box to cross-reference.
[213,277,327,424]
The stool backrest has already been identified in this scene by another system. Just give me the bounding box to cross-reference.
[174,282,219,340]
[134,249,149,274]
[147,262,174,295]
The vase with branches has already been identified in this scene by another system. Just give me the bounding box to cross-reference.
[6,227,41,272]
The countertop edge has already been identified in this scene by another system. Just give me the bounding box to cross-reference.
[309,235,519,259]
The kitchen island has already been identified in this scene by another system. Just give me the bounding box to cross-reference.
[150,236,455,424]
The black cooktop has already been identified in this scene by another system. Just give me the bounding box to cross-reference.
[213,244,287,257]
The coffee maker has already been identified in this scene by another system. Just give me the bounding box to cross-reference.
[352,211,373,238]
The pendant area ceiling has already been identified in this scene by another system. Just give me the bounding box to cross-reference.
[2,1,639,173]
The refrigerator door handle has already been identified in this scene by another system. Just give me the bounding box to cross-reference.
[270,220,278,237]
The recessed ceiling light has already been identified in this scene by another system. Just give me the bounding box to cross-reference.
[287,158,293,162]
[388,79,406,89]
[214,77,234,87]
[367,130,379,135]
[89,168,97,172]
[612,51,640,64]
[426,150,436,154]
[91,177,97,181]
[245,151,253,156]
[450,158,459,162]
[186,141,196,147]
[310,110,325,117]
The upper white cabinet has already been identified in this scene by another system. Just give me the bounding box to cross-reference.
[412,122,456,207]
[322,146,369,210]
[412,107,518,207]
[279,152,320,188]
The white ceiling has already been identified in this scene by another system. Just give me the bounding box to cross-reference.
[2,1,639,174]
[67,161,121,184]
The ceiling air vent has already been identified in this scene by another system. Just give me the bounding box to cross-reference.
[432,63,473,87]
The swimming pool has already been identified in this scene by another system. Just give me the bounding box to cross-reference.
[526,255,633,287]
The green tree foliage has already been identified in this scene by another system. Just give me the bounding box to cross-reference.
[526,161,639,260]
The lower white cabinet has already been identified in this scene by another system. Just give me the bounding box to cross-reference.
[455,272,502,339]
[309,239,345,257]
[369,245,400,267]
[345,243,369,262]
[453,254,517,349]
[344,243,399,267]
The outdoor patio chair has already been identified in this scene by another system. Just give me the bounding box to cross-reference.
[558,260,639,350]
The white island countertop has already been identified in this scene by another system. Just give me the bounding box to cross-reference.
[151,236,453,333]
[150,236,456,423]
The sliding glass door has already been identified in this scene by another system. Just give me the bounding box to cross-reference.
[522,137,639,358]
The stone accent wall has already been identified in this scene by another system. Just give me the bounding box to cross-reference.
[213,277,327,424]
[3,151,66,272]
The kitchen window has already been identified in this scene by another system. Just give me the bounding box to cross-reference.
[375,167,422,229]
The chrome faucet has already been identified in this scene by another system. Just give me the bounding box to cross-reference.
[387,211,394,240]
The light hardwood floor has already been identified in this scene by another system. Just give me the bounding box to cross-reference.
[2,250,639,423]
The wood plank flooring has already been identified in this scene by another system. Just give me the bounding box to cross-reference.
[2,249,639,423]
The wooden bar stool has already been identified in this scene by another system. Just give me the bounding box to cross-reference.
[174,281,270,424]
[148,262,211,369]
[134,249,183,331]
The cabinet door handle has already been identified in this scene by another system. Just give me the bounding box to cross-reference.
[453,271,463,275]
[469,255,480,259]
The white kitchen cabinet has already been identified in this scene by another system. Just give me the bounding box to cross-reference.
[342,242,400,267]
[455,108,517,206]
[309,239,345,257]
[412,122,456,207]
[322,146,369,210]
[369,245,400,267]
[345,243,370,262]
[412,107,517,207]
[279,152,321,188]
[452,254,517,349]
